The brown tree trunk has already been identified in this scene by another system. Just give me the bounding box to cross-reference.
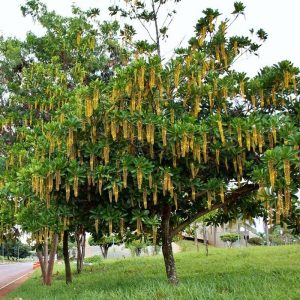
[63,230,72,284]
[75,225,85,274]
[82,232,86,261]
[36,234,58,286]
[161,204,178,285]
[100,245,109,259]
[44,237,48,280]
[36,249,46,282]
[45,234,58,286]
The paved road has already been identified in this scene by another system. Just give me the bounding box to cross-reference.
[0,262,33,291]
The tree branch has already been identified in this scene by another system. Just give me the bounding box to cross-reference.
[170,183,259,238]
[130,3,156,44]
[151,0,161,58]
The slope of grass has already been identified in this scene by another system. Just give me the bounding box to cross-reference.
[6,244,300,300]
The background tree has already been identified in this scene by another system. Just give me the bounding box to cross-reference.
[89,234,121,259]
[220,233,239,248]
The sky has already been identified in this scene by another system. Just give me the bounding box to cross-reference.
[0,0,300,76]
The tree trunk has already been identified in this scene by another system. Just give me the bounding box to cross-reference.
[44,236,48,280]
[36,234,58,286]
[194,225,199,252]
[264,220,269,246]
[82,233,86,261]
[63,230,72,284]
[203,223,208,256]
[162,204,178,285]
[100,245,109,259]
[75,225,85,274]
[213,225,217,246]
[36,249,46,282]
[45,234,58,286]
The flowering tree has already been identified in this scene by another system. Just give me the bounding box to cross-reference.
[0,0,299,286]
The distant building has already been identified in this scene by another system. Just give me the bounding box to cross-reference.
[184,220,259,248]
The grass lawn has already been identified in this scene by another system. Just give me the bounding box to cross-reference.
[6,243,300,300]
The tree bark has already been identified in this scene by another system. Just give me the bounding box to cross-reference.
[45,234,58,286]
[75,225,85,274]
[100,245,109,259]
[36,249,46,282]
[264,220,269,246]
[36,234,58,286]
[203,223,208,256]
[194,224,199,252]
[63,230,72,284]
[44,236,48,280]
[161,204,178,285]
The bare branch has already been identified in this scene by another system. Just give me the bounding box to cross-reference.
[151,0,161,58]
[130,3,156,44]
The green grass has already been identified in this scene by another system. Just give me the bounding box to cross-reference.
[6,244,300,300]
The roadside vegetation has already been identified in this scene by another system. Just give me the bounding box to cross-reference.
[7,243,300,300]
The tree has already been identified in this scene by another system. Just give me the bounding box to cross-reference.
[220,233,239,248]
[0,0,124,284]
[1,0,299,287]
[89,234,121,259]
[3,239,31,260]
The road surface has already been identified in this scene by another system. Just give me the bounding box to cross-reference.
[0,262,33,297]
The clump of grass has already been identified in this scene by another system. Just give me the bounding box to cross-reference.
[7,245,300,300]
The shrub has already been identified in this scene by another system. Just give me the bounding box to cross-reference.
[248,237,264,245]
[84,255,103,265]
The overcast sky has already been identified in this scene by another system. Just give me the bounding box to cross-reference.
[0,0,299,76]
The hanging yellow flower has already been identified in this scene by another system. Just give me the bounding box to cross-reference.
[174,64,181,88]
[246,131,251,151]
[233,40,238,56]
[217,119,225,145]
[284,187,291,215]
[123,167,128,188]
[111,120,117,141]
[95,219,99,234]
[137,119,143,142]
[268,161,276,189]
[137,167,143,190]
[153,184,158,205]
[149,67,156,89]
[138,65,145,91]
[103,144,110,165]
[143,189,147,209]
[98,178,103,195]
[148,174,153,189]
[219,186,225,203]
[76,32,81,46]
[66,183,70,202]
[109,220,113,235]
[283,160,291,186]
[74,176,79,197]
[113,182,119,202]
[191,186,196,201]
[202,133,207,163]
[207,191,212,210]
[237,126,242,147]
